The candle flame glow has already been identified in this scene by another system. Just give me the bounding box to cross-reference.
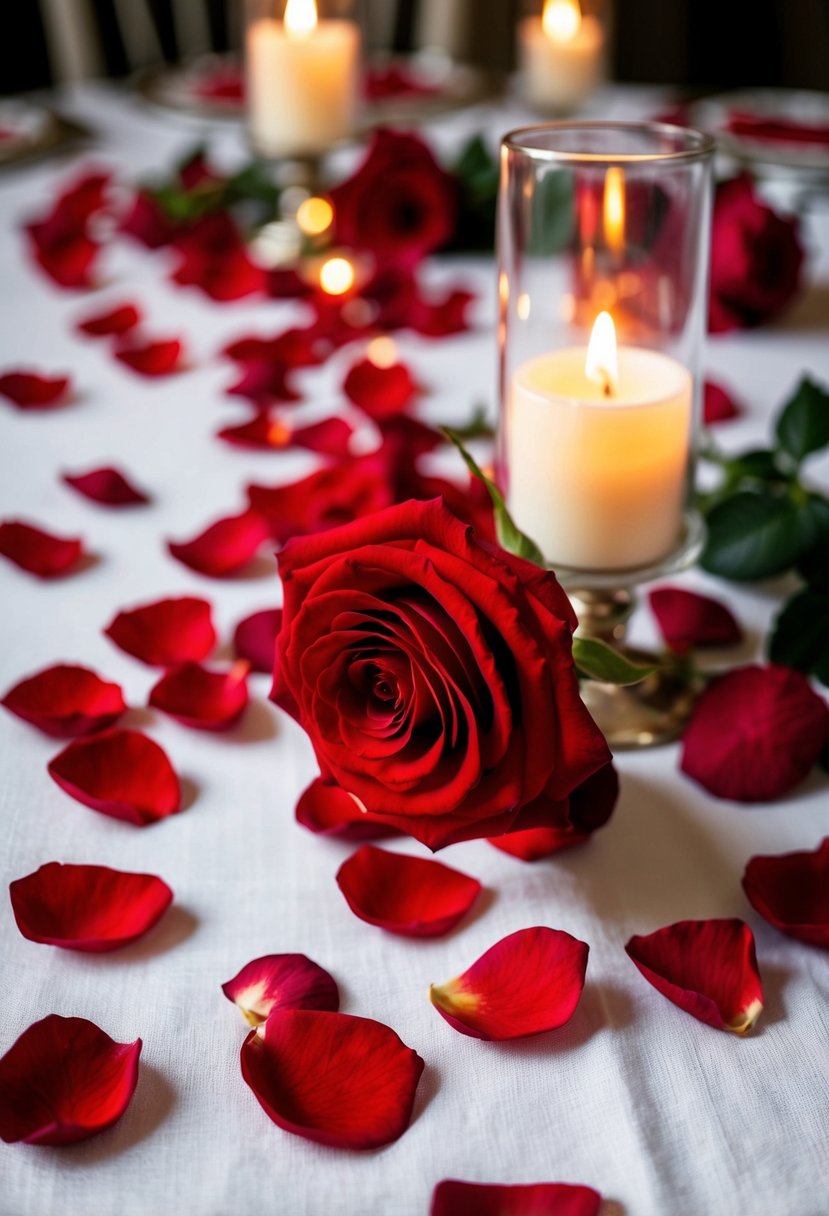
[603,167,625,255]
[585,311,618,396]
[296,196,333,236]
[285,0,317,39]
[319,256,355,295]
[542,0,582,42]
[366,336,398,368]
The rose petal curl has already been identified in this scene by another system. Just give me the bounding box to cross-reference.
[742,839,829,949]
[2,663,126,737]
[222,954,339,1025]
[336,845,481,937]
[48,728,181,825]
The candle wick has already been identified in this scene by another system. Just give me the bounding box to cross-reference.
[602,372,613,398]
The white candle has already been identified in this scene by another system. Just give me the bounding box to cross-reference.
[506,314,692,571]
[246,0,360,157]
[518,0,604,113]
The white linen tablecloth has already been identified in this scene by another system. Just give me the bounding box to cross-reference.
[1,84,828,1216]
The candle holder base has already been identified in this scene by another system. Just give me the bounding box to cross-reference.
[577,645,699,748]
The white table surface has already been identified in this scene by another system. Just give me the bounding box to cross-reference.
[1,83,828,1216]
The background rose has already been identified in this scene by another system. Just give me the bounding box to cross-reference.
[272,499,610,850]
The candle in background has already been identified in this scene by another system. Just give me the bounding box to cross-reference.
[518,0,604,114]
[506,311,692,571]
[246,0,360,157]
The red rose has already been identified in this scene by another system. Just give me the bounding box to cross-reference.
[709,175,803,333]
[329,130,457,267]
[272,499,610,849]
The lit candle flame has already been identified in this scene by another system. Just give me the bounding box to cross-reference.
[603,167,625,255]
[319,256,355,296]
[296,196,333,237]
[284,0,317,39]
[542,0,582,42]
[585,311,618,396]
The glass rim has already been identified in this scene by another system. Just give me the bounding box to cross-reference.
[502,121,716,165]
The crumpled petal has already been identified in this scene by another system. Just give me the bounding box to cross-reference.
[115,337,184,377]
[649,586,743,654]
[2,663,126,737]
[0,371,71,410]
[9,862,172,952]
[48,728,181,825]
[105,595,216,666]
[0,1015,141,1145]
[76,303,141,338]
[222,954,339,1026]
[0,520,85,578]
[625,918,763,1033]
[704,379,742,424]
[233,608,282,674]
[742,839,829,949]
[168,510,270,577]
[430,1180,603,1216]
[295,778,398,840]
[148,661,249,730]
[430,927,589,1040]
[62,467,150,507]
[343,357,417,419]
[240,1008,423,1149]
[336,845,481,937]
[216,413,353,456]
[489,763,619,861]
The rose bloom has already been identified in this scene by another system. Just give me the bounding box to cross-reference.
[272,500,610,850]
[708,174,803,334]
[328,130,457,267]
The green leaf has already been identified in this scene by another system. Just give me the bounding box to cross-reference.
[572,638,657,686]
[528,169,574,255]
[723,448,789,484]
[453,135,499,204]
[441,403,495,442]
[699,491,815,581]
[775,375,829,464]
[442,428,546,567]
[769,587,829,686]
[796,494,829,588]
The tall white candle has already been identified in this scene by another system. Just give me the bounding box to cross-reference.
[518,0,604,114]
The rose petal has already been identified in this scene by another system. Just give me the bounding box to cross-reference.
[148,661,249,730]
[626,918,763,1034]
[222,954,339,1026]
[216,413,353,456]
[0,371,71,410]
[0,520,85,578]
[115,338,184,377]
[680,665,829,801]
[168,510,270,577]
[240,1008,423,1149]
[413,287,475,337]
[430,926,588,1040]
[704,379,742,425]
[76,303,141,338]
[336,845,481,937]
[105,595,216,667]
[0,1015,141,1146]
[648,586,743,654]
[742,839,829,949]
[489,763,619,861]
[226,359,301,406]
[62,467,150,507]
[48,728,181,825]
[233,608,282,674]
[9,862,172,952]
[343,358,417,420]
[430,1180,603,1216]
[2,663,126,737]
[295,778,399,840]
[120,189,176,249]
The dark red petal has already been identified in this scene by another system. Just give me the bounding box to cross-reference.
[430,927,588,1040]
[626,918,763,1033]
[681,665,829,801]
[76,303,141,338]
[217,413,353,456]
[0,1015,141,1145]
[9,862,172,952]
[240,1008,423,1149]
[342,358,417,419]
[648,586,743,654]
[47,729,181,825]
[168,510,270,577]
[62,466,150,507]
[295,778,399,840]
[148,661,249,730]
[490,764,619,861]
[233,608,282,674]
[0,520,85,578]
[2,663,126,737]
[430,1180,602,1216]
[336,845,481,937]
[413,287,475,337]
[489,825,580,862]
[704,379,742,425]
[222,954,339,1025]
[115,338,184,377]
[105,596,216,666]
[0,371,71,410]
[742,839,829,948]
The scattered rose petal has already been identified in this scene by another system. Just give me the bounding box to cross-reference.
[217,413,353,456]
[25,170,109,289]
[413,287,475,337]
[704,379,742,424]
[247,459,392,545]
[105,595,216,666]
[222,954,339,1026]
[115,338,184,377]
[120,189,176,248]
[170,213,265,302]
[430,927,588,1041]
[0,520,85,579]
[62,467,150,507]
[2,664,126,737]
[0,371,71,410]
[225,358,302,406]
[489,763,619,861]
[430,1180,603,1216]
[76,303,141,338]
[233,608,282,674]
[742,839,829,949]
[343,358,417,419]
[168,510,270,577]
[48,728,181,825]
[240,1008,423,1149]
[223,327,321,369]
[9,862,172,952]
[649,586,743,654]
[680,665,829,801]
[336,845,481,937]
[148,661,249,730]
[0,1015,141,1145]
[295,778,398,840]
[626,918,763,1034]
